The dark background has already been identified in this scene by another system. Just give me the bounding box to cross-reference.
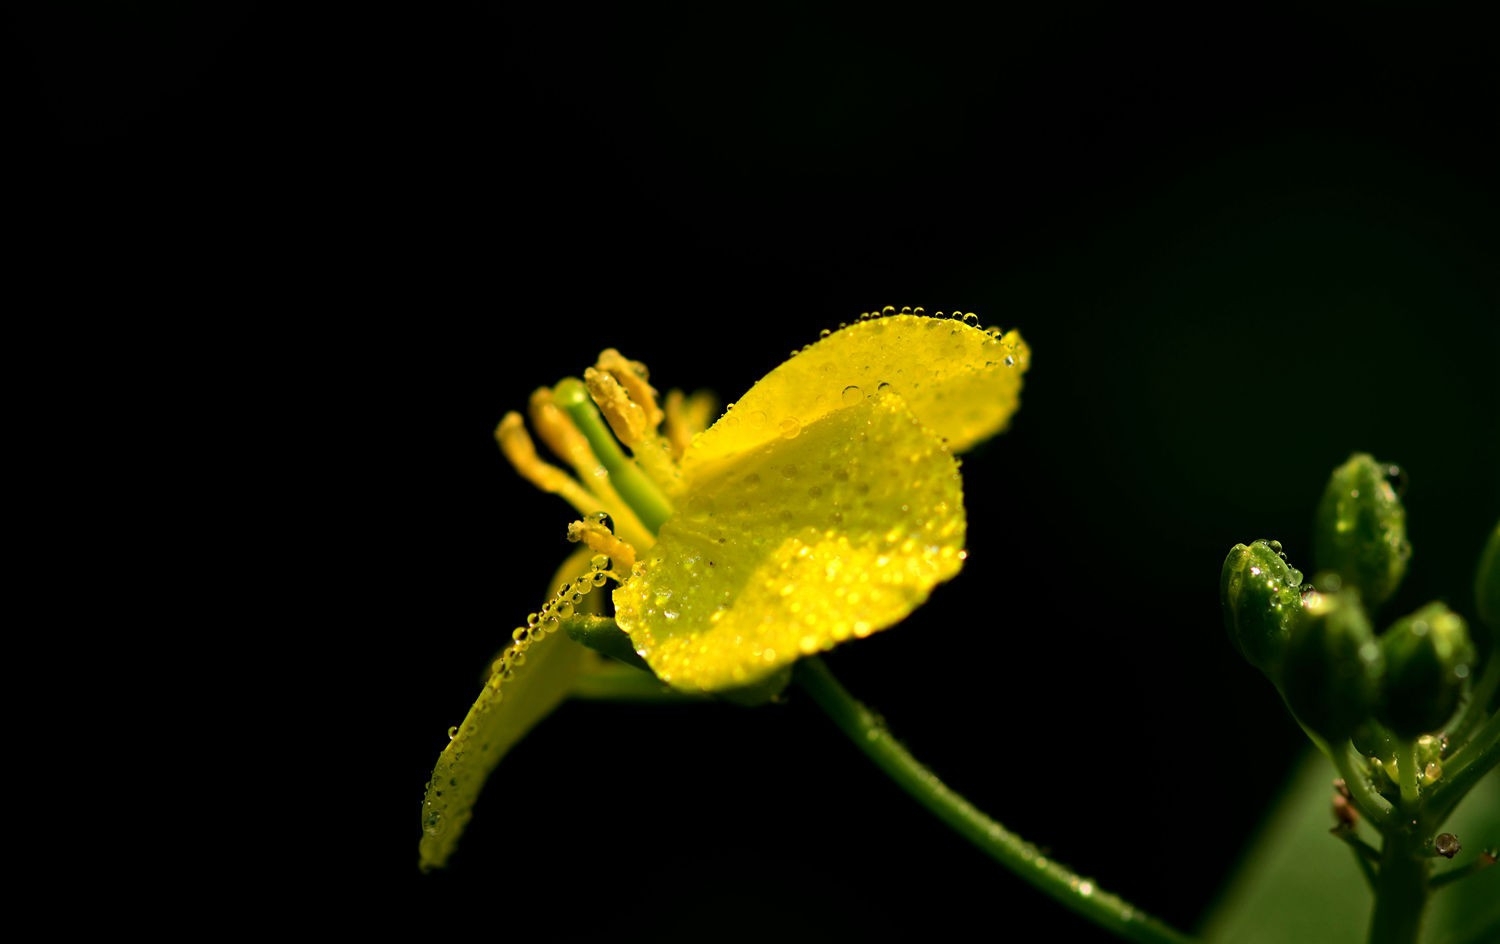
[17,3,1496,939]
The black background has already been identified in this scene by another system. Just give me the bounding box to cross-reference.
[17,3,1497,940]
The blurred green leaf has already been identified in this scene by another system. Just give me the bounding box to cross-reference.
[1199,752,1498,943]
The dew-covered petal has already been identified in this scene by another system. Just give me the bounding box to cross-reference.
[614,393,966,693]
[419,550,592,871]
[684,315,1029,478]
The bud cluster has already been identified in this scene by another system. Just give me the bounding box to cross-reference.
[1222,454,1493,760]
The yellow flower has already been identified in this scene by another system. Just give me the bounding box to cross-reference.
[419,308,1030,871]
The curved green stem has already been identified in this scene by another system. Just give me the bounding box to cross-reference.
[569,657,703,701]
[1427,710,1500,826]
[793,657,1195,944]
[1330,739,1395,829]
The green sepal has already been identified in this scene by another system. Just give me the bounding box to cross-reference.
[1376,601,1476,739]
[1311,453,1411,609]
[1280,587,1382,745]
[1221,539,1305,677]
[1351,717,1398,763]
[564,614,654,672]
[562,613,792,706]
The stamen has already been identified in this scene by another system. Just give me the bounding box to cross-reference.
[596,348,664,431]
[527,388,653,551]
[554,378,675,533]
[583,353,684,498]
[568,516,637,573]
[494,412,605,517]
[584,366,653,448]
[663,389,718,461]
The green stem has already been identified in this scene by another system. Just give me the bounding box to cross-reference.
[1367,827,1431,944]
[1332,828,1381,891]
[1283,695,1393,828]
[1332,740,1395,829]
[793,657,1195,944]
[1398,739,1422,816]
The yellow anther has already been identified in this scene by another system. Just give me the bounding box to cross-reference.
[567,517,637,573]
[584,366,652,448]
[663,388,718,461]
[528,387,598,471]
[495,412,606,517]
[596,348,664,430]
[526,387,654,551]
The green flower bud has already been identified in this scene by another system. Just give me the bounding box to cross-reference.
[1221,539,1305,676]
[1312,453,1411,608]
[1476,520,1499,631]
[1376,602,1476,739]
[1280,587,1382,744]
[1351,717,1397,762]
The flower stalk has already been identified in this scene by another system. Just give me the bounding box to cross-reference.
[792,656,1195,944]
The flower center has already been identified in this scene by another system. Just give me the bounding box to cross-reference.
[494,349,718,575]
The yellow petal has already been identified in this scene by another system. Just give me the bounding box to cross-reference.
[614,392,966,692]
[419,549,592,871]
[684,314,1028,479]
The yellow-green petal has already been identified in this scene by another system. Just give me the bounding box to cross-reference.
[419,551,592,871]
[614,392,966,693]
[684,314,1029,479]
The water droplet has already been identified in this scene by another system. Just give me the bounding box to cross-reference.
[447,726,459,739]
[588,511,614,533]
[881,305,895,316]
[876,381,892,392]
[1003,354,1015,367]
[555,600,575,618]
[1266,540,1283,554]
[590,553,612,571]
[842,385,863,405]
[779,417,801,439]
[1385,463,1409,497]
[819,328,831,338]
[912,306,924,316]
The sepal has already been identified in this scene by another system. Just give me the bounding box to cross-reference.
[1280,587,1383,744]
[1376,602,1476,739]
[1221,539,1304,677]
[1312,453,1411,608]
